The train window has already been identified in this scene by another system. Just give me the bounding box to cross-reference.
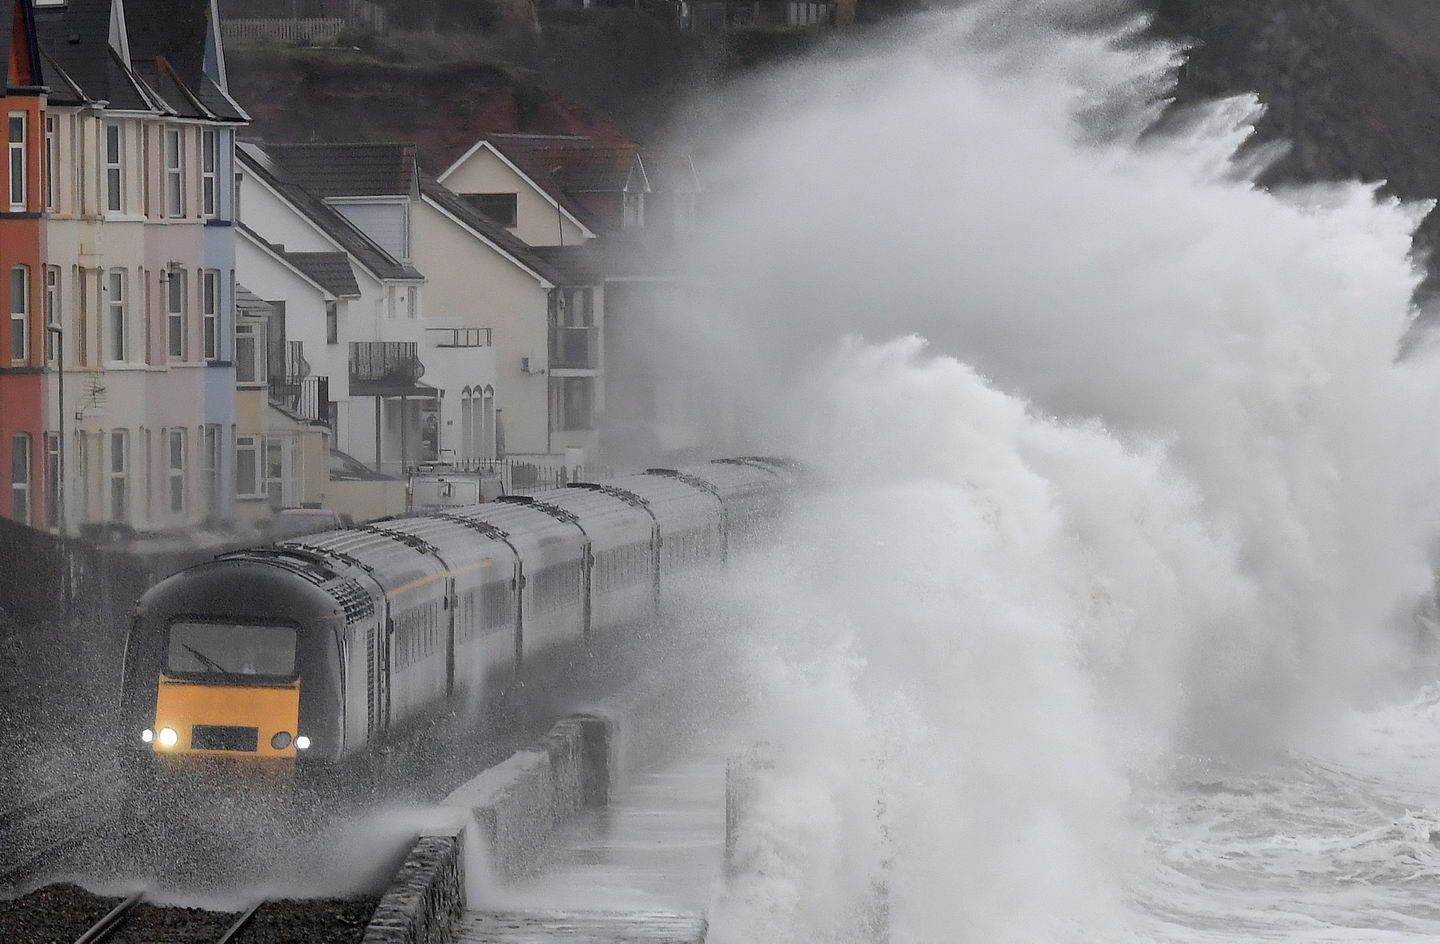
[167,622,297,680]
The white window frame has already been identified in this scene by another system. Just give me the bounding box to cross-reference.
[167,268,186,360]
[103,121,123,214]
[107,268,127,362]
[200,424,221,515]
[11,432,31,525]
[202,269,220,360]
[235,434,263,498]
[234,321,265,384]
[202,129,218,218]
[8,112,25,212]
[164,128,184,219]
[43,115,55,212]
[109,428,129,523]
[10,264,28,365]
[167,427,186,514]
[43,266,58,364]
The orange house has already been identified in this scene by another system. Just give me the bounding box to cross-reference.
[0,0,47,529]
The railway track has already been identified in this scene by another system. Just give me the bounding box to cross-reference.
[70,893,264,944]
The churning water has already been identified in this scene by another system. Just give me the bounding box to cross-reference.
[650,1,1440,940]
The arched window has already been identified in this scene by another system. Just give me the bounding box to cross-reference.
[460,387,474,461]
[482,386,496,460]
[11,432,31,525]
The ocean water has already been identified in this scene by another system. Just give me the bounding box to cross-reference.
[642,1,1440,940]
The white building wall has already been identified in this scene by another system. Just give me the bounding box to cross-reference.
[411,198,551,458]
[440,147,588,249]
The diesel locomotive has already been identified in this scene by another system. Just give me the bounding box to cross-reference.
[118,458,794,770]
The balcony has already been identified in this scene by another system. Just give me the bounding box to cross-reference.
[427,327,493,348]
[349,341,429,397]
[549,325,598,370]
[270,375,332,427]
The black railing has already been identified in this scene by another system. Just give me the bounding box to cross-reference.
[349,341,425,392]
[549,326,597,369]
[427,327,493,348]
[269,375,331,426]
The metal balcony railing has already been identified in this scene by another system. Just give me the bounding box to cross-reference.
[269,375,332,426]
[549,326,597,369]
[427,327,493,348]
[349,341,426,395]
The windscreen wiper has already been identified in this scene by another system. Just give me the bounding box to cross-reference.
[181,643,232,675]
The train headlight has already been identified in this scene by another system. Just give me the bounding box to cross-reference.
[294,735,311,751]
[141,729,154,744]
[271,731,293,750]
[158,727,178,748]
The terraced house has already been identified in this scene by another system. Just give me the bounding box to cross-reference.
[0,0,46,528]
[34,0,246,533]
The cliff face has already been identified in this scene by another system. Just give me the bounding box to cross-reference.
[227,0,1440,277]
[1145,0,1440,287]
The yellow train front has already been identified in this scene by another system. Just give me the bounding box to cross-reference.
[120,556,348,773]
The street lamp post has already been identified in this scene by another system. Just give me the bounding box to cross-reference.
[46,323,64,536]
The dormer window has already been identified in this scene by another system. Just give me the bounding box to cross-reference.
[464,193,518,228]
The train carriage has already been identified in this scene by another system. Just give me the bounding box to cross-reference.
[119,460,795,772]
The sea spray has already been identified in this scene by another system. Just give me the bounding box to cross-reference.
[660,1,1440,940]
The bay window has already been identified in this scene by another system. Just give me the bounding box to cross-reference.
[104,122,123,213]
[165,128,184,218]
[167,427,186,514]
[11,433,31,525]
[167,269,186,359]
[202,269,220,360]
[8,112,25,211]
[10,265,28,364]
[107,269,127,362]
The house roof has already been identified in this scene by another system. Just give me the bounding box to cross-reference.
[2,0,45,92]
[485,133,645,194]
[639,149,701,193]
[418,174,565,287]
[237,142,423,283]
[475,134,602,232]
[284,251,361,298]
[34,0,154,111]
[33,0,245,120]
[234,284,275,317]
[264,142,418,199]
[532,236,681,284]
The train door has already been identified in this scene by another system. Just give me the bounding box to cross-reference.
[513,557,525,677]
[366,601,392,738]
[445,575,456,699]
[582,541,594,642]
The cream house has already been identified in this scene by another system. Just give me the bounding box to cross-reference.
[36,0,247,533]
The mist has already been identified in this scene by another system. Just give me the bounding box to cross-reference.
[629,2,1440,940]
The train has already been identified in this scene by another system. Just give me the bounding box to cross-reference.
[119,458,796,770]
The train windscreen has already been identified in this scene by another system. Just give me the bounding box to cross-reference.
[165,622,298,680]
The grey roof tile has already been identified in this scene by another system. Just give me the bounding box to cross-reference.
[284,252,361,298]
[419,175,565,286]
[265,142,418,198]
